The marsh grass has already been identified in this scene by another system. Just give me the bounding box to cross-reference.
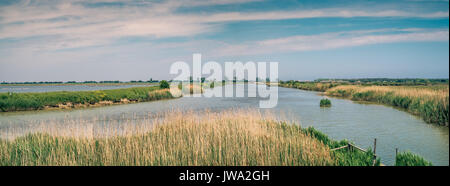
[326,85,449,126]
[395,151,432,166]
[0,109,380,166]
[0,86,174,112]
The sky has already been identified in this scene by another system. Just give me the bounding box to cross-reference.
[0,0,448,82]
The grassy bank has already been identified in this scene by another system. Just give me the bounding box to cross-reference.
[0,86,174,112]
[395,151,433,166]
[326,85,449,126]
[0,109,383,166]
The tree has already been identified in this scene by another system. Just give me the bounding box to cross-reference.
[159,80,169,89]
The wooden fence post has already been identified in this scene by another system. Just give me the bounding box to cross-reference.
[372,138,377,166]
[395,148,399,166]
[395,148,398,158]
[373,138,377,154]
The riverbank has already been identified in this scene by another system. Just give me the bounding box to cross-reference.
[325,85,449,126]
[279,82,449,126]
[0,109,383,166]
[0,86,174,112]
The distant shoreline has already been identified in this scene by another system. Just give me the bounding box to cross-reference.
[0,82,159,87]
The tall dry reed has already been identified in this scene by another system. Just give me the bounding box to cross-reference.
[326,85,449,126]
[0,109,341,166]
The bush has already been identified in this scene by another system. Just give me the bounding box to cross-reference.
[320,98,331,107]
[159,80,169,89]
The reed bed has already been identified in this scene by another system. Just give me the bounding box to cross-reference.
[326,85,449,126]
[395,151,433,166]
[0,109,379,166]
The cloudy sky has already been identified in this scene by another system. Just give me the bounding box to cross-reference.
[0,0,448,82]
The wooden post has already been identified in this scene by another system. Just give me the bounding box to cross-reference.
[373,138,377,155]
[372,138,377,166]
[395,148,398,158]
[395,148,399,166]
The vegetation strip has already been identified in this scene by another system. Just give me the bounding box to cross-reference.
[0,85,174,112]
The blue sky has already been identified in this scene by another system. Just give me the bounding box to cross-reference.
[0,0,448,82]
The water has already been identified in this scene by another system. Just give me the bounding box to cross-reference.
[0,84,154,93]
[0,84,448,165]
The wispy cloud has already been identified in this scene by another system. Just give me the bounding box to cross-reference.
[0,0,448,51]
[211,29,450,56]
[201,10,449,23]
[259,29,449,49]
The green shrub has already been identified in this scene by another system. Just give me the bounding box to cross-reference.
[159,80,169,89]
[320,98,331,107]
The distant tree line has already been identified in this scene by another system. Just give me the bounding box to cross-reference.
[1,79,160,85]
[313,78,448,86]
